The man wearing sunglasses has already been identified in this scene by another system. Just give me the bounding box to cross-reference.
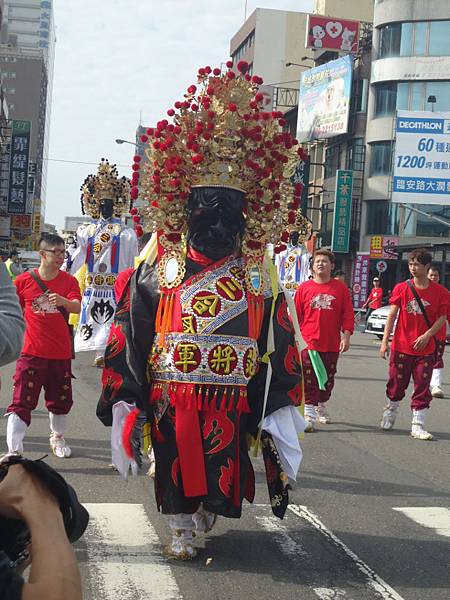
[4,234,81,458]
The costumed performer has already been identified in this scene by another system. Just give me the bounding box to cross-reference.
[97,60,307,559]
[69,160,138,367]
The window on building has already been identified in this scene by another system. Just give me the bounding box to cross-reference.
[369,142,393,176]
[365,200,400,235]
[379,20,450,58]
[415,203,450,237]
[324,144,341,179]
[378,23,401,58]
[394,81,450,112]
[346,138,365,171]
[374,82,397,117]
[355,78,369,112]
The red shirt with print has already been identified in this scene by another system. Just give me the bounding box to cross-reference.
[435,295,450,342]
[294,278,354,352]
[15,269,81,359]
[367,287,383,309]
[390,280,449,355]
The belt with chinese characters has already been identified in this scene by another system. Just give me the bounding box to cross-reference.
[85,273,117,287]
[149,332,259,386]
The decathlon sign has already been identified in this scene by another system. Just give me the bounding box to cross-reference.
[392,110,450,205]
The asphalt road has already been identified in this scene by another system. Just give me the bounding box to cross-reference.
[0,332,449,600]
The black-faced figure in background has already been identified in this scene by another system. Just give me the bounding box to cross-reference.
[99,198,114,220]
[187,187,246,261]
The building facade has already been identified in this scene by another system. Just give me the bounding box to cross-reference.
[363,0,450,266]
[0,0,55,246]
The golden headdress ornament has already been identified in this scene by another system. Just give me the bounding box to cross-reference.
[81,158,131,219]
[131,60,308,339]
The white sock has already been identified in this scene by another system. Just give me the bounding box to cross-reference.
[304,405,317,419]
[387,400,400,412]
[49,412,67,437]
[430,368,443,388]
[168,513,195,531]
[6,413,27,453]
[412,408,427,428]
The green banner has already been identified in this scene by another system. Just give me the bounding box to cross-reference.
[331,169,353,253]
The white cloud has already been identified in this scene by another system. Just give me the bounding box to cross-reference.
[48,0,314,228]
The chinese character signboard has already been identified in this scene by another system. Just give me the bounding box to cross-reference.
[370,235,399,259]
[352,253,370,309]
[7,120,31,215]
[305,14,360,54]
[392,110,450,205]
[290,155,310,215]
[11,215,31,229]
[369,235,383,259]
[331,170,353,253]
[297,55,353,143]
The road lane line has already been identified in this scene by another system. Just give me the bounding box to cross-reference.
[288,504,406,600]
[83,503,182,600]
[393,507,450,537]
[255,513,352,599]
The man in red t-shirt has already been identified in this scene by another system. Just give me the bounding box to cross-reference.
[362,277,383,321]
[379,249,448,440]
[427,266,449,398]
[294,249,354,431]
[5,234,81,457]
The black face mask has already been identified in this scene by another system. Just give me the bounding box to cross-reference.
[99,198,114,220]
[187,187,246,261]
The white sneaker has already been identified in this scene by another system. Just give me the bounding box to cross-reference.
[431,386,444,398]
[304,415,316,433]
[380,404,399,431]
[317,403,331,424]
[411,423,434,441]
[50,434,72,458]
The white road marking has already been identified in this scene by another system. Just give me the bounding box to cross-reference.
[83,503,182,600]
[392,507,450,538]
[255,512,349,599]
[288,504,406,600]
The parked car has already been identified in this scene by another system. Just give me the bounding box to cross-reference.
[365,305,450,344]
[365,306,390,339]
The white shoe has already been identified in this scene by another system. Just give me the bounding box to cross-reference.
[380,404,398,431]
[50,433,72,458]
[411,423,434,441]
[431,386,444,398]
[317,403,331,424]
[304,416,316,433]
[165,529,197,560]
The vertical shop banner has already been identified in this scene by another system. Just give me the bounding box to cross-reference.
[290,155,310,215]
[393,110,450,205]
[7,120,31,215]
[352,253,370,309]
[331,169,353,253]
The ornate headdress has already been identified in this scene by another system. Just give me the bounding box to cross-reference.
[131,60,308,338]
[81,159,131,219]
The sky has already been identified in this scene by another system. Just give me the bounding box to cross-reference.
[47,0,314,229]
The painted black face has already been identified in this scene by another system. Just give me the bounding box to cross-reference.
[187,187,246,260]
[99,198,114,219]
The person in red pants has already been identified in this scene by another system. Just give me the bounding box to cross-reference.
[5,234,81,457]
[427,266,449,398]
[294,249,354,431]
[379,249,448,440]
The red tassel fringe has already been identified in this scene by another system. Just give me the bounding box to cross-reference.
[122,407,140,459]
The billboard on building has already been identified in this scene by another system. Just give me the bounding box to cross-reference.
[305,14,360,53]
[296,55,353,143]
[7,120,31,215]
[392,110,450,205]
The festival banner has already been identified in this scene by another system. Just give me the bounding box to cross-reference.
[352,253,370,309]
